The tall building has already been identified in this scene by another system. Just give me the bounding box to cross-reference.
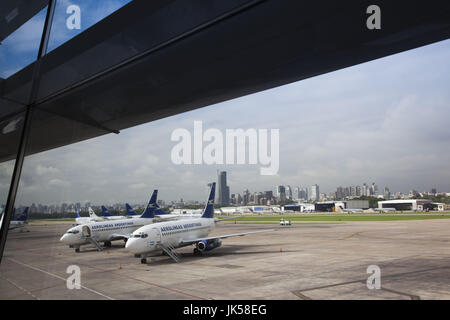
[243,189,250,205]
[355,185,361,197]
[294,187,300,200]
[362,183,367,197]
[310,184,319,201]
[350,186,356,197]
[217,171,230,206]
[276,185,286,201]
[383,186,390,199]
[301,187,308,200]
[286,185,292,200]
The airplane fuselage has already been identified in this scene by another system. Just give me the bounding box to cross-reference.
[61,217,157,247]
[125,218,215,255]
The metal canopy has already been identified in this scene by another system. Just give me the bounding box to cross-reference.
[1,0,450,162]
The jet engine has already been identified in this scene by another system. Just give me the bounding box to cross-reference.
[196,239,222,252]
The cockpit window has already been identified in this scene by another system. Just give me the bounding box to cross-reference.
[67,230,79,234]
[133,233,148,238]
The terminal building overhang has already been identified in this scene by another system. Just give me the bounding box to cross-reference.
[1,0,450,162]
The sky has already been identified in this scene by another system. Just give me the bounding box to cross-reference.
[1,3,450,206]
[0,0,131,78]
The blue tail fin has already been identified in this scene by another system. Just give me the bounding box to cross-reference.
[101,206,113,217]
[75,206,80,218]
[155,207,167,215]
[154,202,167,215]
[16,207,28,221]
[125,203,138,216]
[140,190,158,219]
[201,183,216,219]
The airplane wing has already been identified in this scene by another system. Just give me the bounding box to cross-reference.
[179,229,275,245]
[214,216,243,221]
[109,233,133,241]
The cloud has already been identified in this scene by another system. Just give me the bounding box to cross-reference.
[48,179,71,188]
[4,39,450,206]
[36,165,60,176]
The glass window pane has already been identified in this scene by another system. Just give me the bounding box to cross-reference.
[0,7,47,79]
[46,0,133,53]
[0,111,25,234]
[0,5,48,106]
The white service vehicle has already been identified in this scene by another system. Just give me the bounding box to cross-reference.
[279,218,291,226]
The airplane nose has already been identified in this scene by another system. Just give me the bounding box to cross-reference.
[60,234,68,243]
[125,238,133,249]
[125,238,138,252]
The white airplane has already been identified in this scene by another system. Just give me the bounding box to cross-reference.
[126,183,274,264]
[335,205,363,213]
[374,208,396,213]
[101,206,127,220]
[1,207,30,232]
[126,203,200,220]
[88,207,105,222]
[74,206,93,225]
[61,190,165,252]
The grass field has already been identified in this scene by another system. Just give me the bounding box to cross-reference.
[26,212,450,224]
[219,213,450,223]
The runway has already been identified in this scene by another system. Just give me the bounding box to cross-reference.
[0,219,449,299]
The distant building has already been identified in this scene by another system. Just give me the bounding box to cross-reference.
[217,171,230,206]
[355,185,361,197]
[409,190,419,198]
[378,199,437,211]
[286,185,292,200]
[276,185,286,201]
[383,186,390,199]
[294,187,300,200]
[310,184,319,201]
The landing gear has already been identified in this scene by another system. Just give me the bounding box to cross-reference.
[193,248,203,256]
[140,258,147,264]
[104,241,112,248]
[123,239,128,244]
[75,248,80,253]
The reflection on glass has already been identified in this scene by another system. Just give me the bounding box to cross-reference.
[47,0,132,53]
[0,7,47,79]
[0,36,449,299]
[0,160,16,213]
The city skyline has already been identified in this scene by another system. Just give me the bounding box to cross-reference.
[5,177,446,209]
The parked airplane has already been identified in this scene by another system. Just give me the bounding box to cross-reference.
[125,183,274,264]
[125,203,139,217]
[3,207,30,232]
[126,202,200,220]
[374,208,396,213]
[335,205,363,213]
[74,206,93,225]
[88,207,105,222]
[61,190,163,252]
[101,206,126,220]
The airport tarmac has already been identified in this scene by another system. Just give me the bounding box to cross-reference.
[0,219,449,300]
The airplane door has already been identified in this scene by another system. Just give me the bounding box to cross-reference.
[82,225,91,238]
